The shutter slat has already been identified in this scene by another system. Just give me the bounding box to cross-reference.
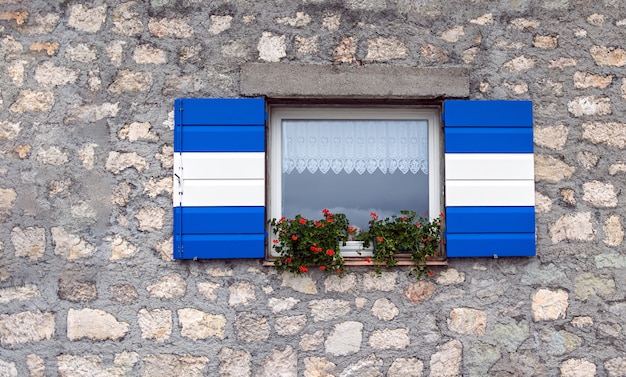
[446,206,535,233]
[445,154,534,180]
[446,233,536,257]
[174,207,265,234]
[443,100,533,127]
[174,234,266,259]
[445,180,534,207]
[182,152,264,179]
[445,128,533,153]
[177,125,265,152]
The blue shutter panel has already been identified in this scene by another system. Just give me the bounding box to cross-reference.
[443,100,536,258]
[173,98,266,259]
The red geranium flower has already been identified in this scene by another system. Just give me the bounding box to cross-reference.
[327,216,334,223]
[315,221,323,227]
[272,239,279,244]
[285,257,291,264]
[299,218,307,224]
[439,212,444,218]
[348,226,355,233]
[377,236,383,243]
[299,265,308,273]
[365,257,372,263]
[326,249,335,257]
[322,208,330,215]
[428,270,434,276]
[319,265,326,271]
[291,235,298,241]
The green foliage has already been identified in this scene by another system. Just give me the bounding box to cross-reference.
[269,209,355,275]
[358,210,443,279]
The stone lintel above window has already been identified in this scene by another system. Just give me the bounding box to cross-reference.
[240,63,469,99]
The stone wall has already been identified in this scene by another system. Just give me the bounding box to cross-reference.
[1,0,625,376]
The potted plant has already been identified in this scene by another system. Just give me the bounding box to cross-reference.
[358,210,443,278]
[269,209,355,275]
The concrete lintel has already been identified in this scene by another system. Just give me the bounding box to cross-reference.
[240,63,469,99]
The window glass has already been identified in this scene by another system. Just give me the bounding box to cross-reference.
[281,119,429,230]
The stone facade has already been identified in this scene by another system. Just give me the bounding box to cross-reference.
[1,1,625,376]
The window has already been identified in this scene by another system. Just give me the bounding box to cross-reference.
[269,107,441,256]
[173,97,536,260]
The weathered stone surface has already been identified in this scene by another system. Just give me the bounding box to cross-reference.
[560,358,597,377]
[138,308,172,342]
[142,354,207,377]
[582,181,618,207]
[470,13,494,25]
[135,206,165,232]
[441,26,465,42]
[371,298,399,320]
[0,188,16,221]
[322,13,340,30]
[574,71,612,88]
[133,45,167,65]
[574,273,616,300]
[58,277,97,302]
[467,342,501,376]
[604,357,626,377]
[532,288,568,321]
[109,236,138,260]
[257,346,297,377]
[429,340,462,377]
[275,315,307,336]
[275,12,310,27]
[110,284,138,304]
[363,271,397,291]
[568,96,611,117]
[325,321,363,356]
[550,212,595,243]
[148,18,194,38]
[112,1,143,36]
[119,122,158,142]
[67,308,129,341]
[582,122,626,148]
[0,359,17,377]
[65,43,97,62]
[334,36,357,63]
[51,227,95,260]
[345,0,386,10]
[111,181,134,206]
[521,262,567,286]
[534,125,568,150]
[65,102,119,123]
[0,284,40,304]
[36,146,68,165]
[420,44,449,63]
[219,347,251,377]
[178,308,226,340]
[448,308,486,335]
[29,41,59,55]
[388,358,423,377]
[68,4,106,33]
[156,144,174,168]
[146,274,186,299]
[106,151,148,174]
[503,55,537,71]
[493,319,530,352]
[234,312,270,342]
[590,45,626,66]
[366,37,408,61]
[197,281,220,300]
[404,281,435,304]
[535,155,575,182]
[304,357,336,377]
[106,41,126,66]
[228,281,256,307]
[435,268,465,285]
[11,226,45,260]
[338,356,382,377]
[0,121,20,140]
[10,90,53,113]
[34,61,77,87]
[324,273,356,292]
[0,311,54,346]
[26,354,45,377]
[206,268,233,277]
[309,299,350,321]
[78,143,97,170]
[368,328,410,350]
[257,32,286,62]
[109,70,152,93]
[596,252,626,269]
[268,297,299,313]
[533,34,558,49]
[561,188,577,206]
[300,330,324,351]
[58,352,138,377]
[281,272,318,294]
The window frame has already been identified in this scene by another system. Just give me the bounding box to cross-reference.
[267,105,443,258]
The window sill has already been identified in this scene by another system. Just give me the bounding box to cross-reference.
[263,255,448,267]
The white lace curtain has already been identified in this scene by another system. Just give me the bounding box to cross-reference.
[282,120,429,175]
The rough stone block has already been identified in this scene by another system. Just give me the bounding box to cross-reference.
[146,274,186,299]
[138,309,172,342]
[324,321,362,356]
[68,4,106,33]
[67,308,129,341]
[0,310,55,346]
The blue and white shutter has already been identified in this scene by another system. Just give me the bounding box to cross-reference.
[443,100,536,257]
[173,98,266,259]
